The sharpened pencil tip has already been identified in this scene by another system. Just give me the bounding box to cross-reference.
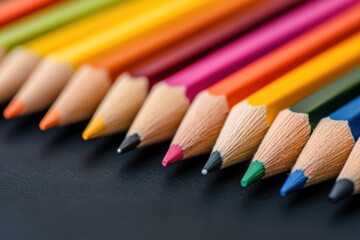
[162,145,184,167]
[241,160,265,187]
[39,108,60,131]
[3,99,25,119]
[117,134,141,154]
[201,169,208,175]
[82,117,106,140]
[329,179,354,203]
[202,151,223,175]
[280,169,308,197]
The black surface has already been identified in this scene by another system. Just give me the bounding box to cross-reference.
[0,104,360,240]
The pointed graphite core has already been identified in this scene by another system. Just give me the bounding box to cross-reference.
[3,99,25,119]
[82,117,106,141]
[162,145,184,167]
[328,179,354,203]
[241,160,265,187]
[280,169,308,197]
[202,151,223,175]
[117,133,141,154]
[39,108,60,131]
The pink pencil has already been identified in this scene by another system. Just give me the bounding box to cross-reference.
[117,0,356,153]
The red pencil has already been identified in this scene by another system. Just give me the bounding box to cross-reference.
[0,0,58,27]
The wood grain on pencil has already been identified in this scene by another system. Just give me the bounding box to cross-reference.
[281,95,360,196]
[4,0,214,119]
[0,2,135,103]
[119,0,353,154]
[242,67,360,187]
[40,0,275,131]
[204,31,360,175]
[164,4,360,167]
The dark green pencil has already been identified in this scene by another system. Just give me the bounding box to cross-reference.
[241,67,360,187]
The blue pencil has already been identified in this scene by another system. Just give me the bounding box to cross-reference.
[281,94,360,197]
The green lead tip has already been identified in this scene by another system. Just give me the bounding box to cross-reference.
[241,160,265,187]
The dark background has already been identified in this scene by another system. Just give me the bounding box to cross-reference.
[0,103,359,240]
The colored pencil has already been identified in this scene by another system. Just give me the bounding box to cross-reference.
[0,0,57,27]
[242,67,360,187]
[118,0,355,154]
[3,0,215,119]
[0,1,132,103]
[203,32,360,175]
[329,138,360,202]
[0,0,120,60]
[40,0,291,129]
[42,0,297,134]
[163,5,360,167]
[281,95,360,197]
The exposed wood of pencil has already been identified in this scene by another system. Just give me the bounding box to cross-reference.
[293,118,355,186]
[0,48,41,103]
[337,139,360,194]
[82,73,149,140]
[40,66,111,130]
[213,101,269,168]
[127,82,189,147]
[254,109,311,178]
[171,91,229,158]
[5,58,73,117]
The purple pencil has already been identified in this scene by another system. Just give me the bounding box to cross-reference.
[118,0,357,153]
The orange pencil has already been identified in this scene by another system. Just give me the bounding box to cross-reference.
[0,0,58,27]
[39,0,289,130]
[163,5,360,166]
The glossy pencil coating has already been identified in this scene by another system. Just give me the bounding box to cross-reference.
[5,0,215,118]
[0,1,129,103]
[0,0,120,54]
[0,0,57,27]
[243,67,360,186]
[205,31,360,174]
[282,95,360,196]
[43,0,279,130]
[165,4,360,166]
[82,0,296,140]
[122,0,353,153]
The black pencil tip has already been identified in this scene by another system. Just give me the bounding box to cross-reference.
[329,179,354,203]
[117,134,141,154]
[202,151,223,175]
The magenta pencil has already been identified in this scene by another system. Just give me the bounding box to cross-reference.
[117,0,356,153]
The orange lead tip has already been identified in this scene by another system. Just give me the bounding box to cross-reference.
[3,100,25,119]
[39,108,60,131]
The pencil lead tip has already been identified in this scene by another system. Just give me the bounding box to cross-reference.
[117,134,141,154]
[162,145,184,167]
[3,100,25,119]
[39,108,60,131]
[202,151,223,175]
[82,117,106,140]
[329,179,354,203]
[241,160,265,187]
[201,169,208,175]
[280,169,308,197]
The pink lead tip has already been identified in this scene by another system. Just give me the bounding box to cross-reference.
[162,145,184,167]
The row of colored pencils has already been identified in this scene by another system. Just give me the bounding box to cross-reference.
[1,0,360,203]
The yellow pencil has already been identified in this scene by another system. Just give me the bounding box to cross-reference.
[203,31,360,174]
[4,0,216,119]
[0,1,136,103]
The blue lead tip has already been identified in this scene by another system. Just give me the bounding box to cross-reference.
[280,169,308,197]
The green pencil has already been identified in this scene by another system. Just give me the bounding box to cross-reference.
[0,0,120,58]
[241,67,360,187]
